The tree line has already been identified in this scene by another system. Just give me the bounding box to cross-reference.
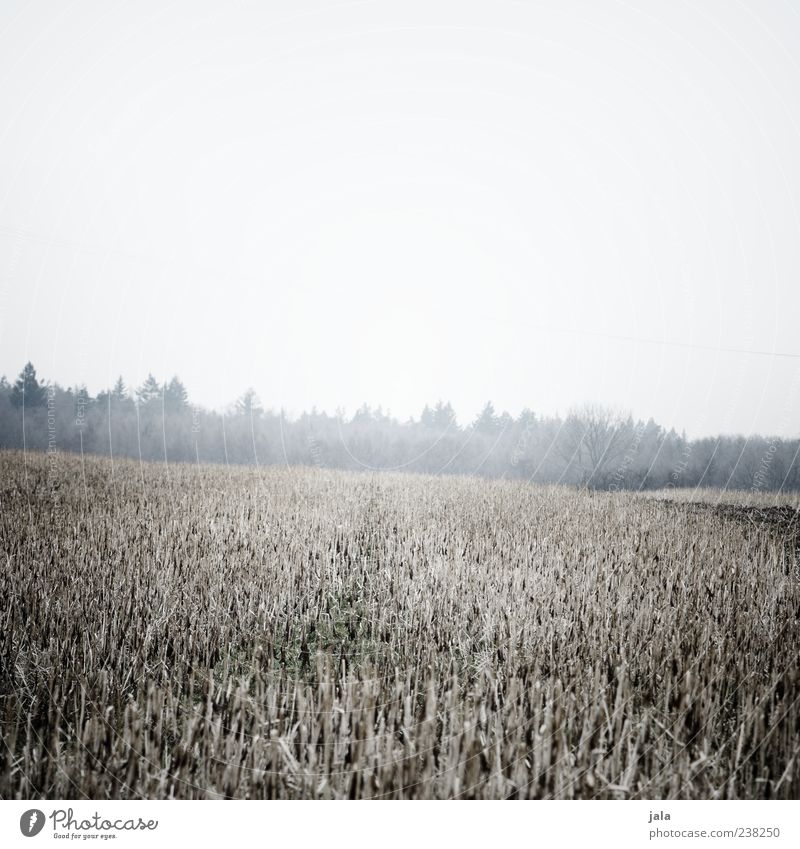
[1,361,798,491]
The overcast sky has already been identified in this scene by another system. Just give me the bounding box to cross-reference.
[1,0,799,437]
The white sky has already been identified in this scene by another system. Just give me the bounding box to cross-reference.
[1,0,799,436]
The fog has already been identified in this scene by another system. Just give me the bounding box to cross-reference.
[2,0,800,438]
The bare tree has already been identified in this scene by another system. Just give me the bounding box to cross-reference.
[559,403,635,488]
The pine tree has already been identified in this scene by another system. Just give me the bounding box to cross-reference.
[163,376,189,412]
[473,401,498,434]
[433,401,457,430]
[420,404,435,428]
[10,362,46,408]
[352,403,372,423]
[112,376,127,400]
[135,374,161,406]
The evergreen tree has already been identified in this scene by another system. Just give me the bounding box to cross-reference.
[163,376,189,412]
[11,362,46,408]
[112,376,127,400]
[432,400,457,430]
[473,401,498,433]
[135,374,161,406]
[98,376,130,410]
[352,403,373,423]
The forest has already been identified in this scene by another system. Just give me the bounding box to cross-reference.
[1,361,797,491]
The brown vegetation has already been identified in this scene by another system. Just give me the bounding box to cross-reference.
[1,451,798,799]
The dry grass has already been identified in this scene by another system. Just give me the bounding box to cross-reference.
[1,450,798,799]
[653,487,800,508]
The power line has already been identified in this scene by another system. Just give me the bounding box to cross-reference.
[3,223,799,360]
[498,320,800,360]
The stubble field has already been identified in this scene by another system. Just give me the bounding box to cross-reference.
[1,451,798,799]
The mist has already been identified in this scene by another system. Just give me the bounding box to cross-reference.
[4,2,800,815]
[2,1,800,441]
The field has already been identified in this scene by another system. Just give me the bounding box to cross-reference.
[1,451,799,799]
